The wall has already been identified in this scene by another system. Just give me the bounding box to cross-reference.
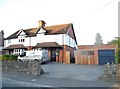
[5,34,77,49]
[31,34,63,46]
[64,34,77,48]
[4,37,30,47]
[2,60,43,76]
[62,45,75,64]
[4,34,63,47]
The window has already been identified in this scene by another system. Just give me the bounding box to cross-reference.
[8,40,11,44]
[88,51,94,55]
[13,49,23,55]
[81,51,87,55]
[18,38,25,43]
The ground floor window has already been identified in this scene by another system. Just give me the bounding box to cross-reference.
[13,49,24,55]
[88,51,94,55]
[81,51,87,55]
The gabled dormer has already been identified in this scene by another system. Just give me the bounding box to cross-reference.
[35,20,47,34]
[35,27,47,34]
[17,29,27,36]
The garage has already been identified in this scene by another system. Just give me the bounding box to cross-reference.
[76,44,117,65]
[98,49,115,65]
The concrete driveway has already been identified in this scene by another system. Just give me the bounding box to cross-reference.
[41,62,104,81]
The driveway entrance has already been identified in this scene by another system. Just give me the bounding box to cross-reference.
[41,62,104,81]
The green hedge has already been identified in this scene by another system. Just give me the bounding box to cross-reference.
[0,54,18,61]
[0,55,2,60]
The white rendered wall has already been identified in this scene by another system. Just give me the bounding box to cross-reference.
[4,34,63,47]
[31,34,63,46]
[4,34,77,48]
[64,34,77,48]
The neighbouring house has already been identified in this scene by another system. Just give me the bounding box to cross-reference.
[75,44,118,65]
[3,20,77,63]
[0,30,4,55]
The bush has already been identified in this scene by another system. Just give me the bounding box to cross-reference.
[1,54,18,61]
[0,55,2,60]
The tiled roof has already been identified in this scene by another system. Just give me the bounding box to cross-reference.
[33,42,62,48]
[5,23,71,39]
[45,24,70,35]
[5,23,77,44]
[3,44,27,50]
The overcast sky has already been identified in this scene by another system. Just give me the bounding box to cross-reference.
[0,0,119,45]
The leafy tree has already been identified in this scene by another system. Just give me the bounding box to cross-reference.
[107,38,118,45]
[107,37,120,63]
[94,33,103,45]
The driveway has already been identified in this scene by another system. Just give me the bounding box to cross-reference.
[2,62,118,87]
[41,62,104,81]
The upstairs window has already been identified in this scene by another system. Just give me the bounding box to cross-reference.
[19,39,25,43]
[8,39,11,44]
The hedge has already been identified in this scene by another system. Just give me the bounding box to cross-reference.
[0,54,18,61]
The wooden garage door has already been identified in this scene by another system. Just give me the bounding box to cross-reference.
[98,49,115,65]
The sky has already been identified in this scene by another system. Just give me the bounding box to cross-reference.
[0,0,119,45]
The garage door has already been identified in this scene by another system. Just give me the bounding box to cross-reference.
[98,50,115,65]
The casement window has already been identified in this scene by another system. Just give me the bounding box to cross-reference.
[81,51,94,55]
[8,39,11,44]
[18,38,25,43]
[88,51,94,55]
[14,49,24,55]
[81,51,87,55]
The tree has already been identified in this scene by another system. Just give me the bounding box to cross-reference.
[107,37,120,63]
[94,33,103,45]
[107,38,118,45]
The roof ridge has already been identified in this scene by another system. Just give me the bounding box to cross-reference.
[45,23,72,27]
[21,23,72,31]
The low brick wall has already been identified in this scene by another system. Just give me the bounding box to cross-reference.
[2,60,44,76]
[99,63,118,82]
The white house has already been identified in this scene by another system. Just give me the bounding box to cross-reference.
[3,20,77,63]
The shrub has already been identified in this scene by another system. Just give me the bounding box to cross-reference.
[0,55,2,60]
[1,54,18,61]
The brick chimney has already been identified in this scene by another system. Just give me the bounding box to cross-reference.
[38,20,46,28]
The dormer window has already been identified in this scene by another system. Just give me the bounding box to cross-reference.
[17,29,26,36]
[35,27,46,34]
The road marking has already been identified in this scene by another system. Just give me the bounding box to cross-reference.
[2,77,53,87]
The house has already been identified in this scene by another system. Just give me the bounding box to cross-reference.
[75,44,118,65]
[0,30,4,55]
[3,20,77,63]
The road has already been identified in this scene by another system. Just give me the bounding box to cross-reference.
[2,62,118,88]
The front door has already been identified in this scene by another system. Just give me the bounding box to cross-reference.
[51,50,56,61]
